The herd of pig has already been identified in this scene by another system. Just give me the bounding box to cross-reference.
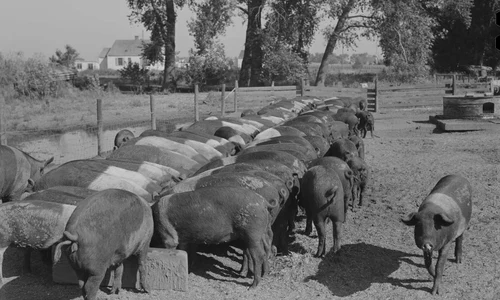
[0,95,472,299]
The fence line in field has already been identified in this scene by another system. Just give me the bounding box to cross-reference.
[1,74,496,166]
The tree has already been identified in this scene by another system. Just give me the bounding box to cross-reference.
[431,0,499,72]
[314,0,376,86]
[119,61,150,93]
[186,42,232,87]
[236,0,267,87]
[127,0,187,91]
[187,0,234,55]
[49,45,80,68]
[264,0,321,68]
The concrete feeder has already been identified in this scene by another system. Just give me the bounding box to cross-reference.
[430,94,500,131]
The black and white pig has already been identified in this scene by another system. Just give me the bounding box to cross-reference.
[53,189,154,300]
[402,174,472,295]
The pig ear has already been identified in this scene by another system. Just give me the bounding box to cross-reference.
[436,213,454,225]
[401,212,418,226]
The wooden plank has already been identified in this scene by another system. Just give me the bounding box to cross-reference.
[377,86,442,92]
[238,86,297,92]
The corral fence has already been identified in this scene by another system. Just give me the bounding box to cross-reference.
[1,74,498,167]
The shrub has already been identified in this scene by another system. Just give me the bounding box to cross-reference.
[186,43,232,88]
[119,62,149,93]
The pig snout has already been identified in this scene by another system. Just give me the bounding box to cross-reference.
[422,243,435,277]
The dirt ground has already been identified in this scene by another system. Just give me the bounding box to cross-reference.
[1,104,500,300]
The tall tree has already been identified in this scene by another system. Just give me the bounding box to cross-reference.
[237,0,267,87]
[187,0,234,54]
[49,45,80,68]
[376,0,435,75]
[127,0,187,91]
[431,0,498,72]
[264,0,321,67]
[314,0,376,86]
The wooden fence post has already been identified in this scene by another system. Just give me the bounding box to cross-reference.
[96,99,103,156]
[194,84,199,122]
[452,74,457,95]
[374,76,379,112]
[300,78,305,97]
[234,80,238,112]
[150,94,156,130]
[0,96,6,145]
[221,83,226,117]
[271,81,275,96]
[434,74,437,87]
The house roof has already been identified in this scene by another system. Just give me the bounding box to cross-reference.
[107,39,149,57]
[98,48,110,58]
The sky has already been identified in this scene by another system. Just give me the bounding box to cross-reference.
[0,0,381,61]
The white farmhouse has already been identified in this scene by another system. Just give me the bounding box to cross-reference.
[98,36,164,71]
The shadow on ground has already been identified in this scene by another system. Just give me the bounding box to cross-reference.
[304,242,425,297]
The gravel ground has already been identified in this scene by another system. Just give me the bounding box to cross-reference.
[1,106,499,300]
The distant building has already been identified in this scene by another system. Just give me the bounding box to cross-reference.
[98,48,110,70]
[98,36,164,71]
[75,58,99,71]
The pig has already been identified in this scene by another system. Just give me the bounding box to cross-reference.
[401,175,472,295]
[0,200,76,283]
[22,186,97,205]
[241,109,256,117]
[346,156,369,207]
[327,138,359,162]
[0,145,54,202]
[348,135,365,160]
[53,189,154,300]
[113,129,135,149]
[152,186,273,288]
[299,164,344,257]
[253,126,306,141]
[308,157,355,216]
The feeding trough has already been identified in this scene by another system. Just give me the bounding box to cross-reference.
[431,93,500,131]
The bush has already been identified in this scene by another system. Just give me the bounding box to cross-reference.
[119,62,149,93]
[186,43,232,88]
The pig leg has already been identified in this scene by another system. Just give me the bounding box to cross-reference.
[110,263,123,294]
[23,248,32,273]
[455,234,463,263]
[84,272,106,300]
[313,216,327,257]
[0,247,6,284]
[332,221,342,253]
[304,210,313,236]
[137,247,151,293]
[239,250,250,277]
[432,243,451,295]
[247,237,266,289]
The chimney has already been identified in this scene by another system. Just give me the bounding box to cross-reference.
[135,35,139,40]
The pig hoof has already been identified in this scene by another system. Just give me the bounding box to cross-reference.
[110,287,120,294]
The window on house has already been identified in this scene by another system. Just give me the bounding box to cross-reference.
[88,63,94,70]
[116,58,123,66]
[76,63,82,69]
[128,58,132,64]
